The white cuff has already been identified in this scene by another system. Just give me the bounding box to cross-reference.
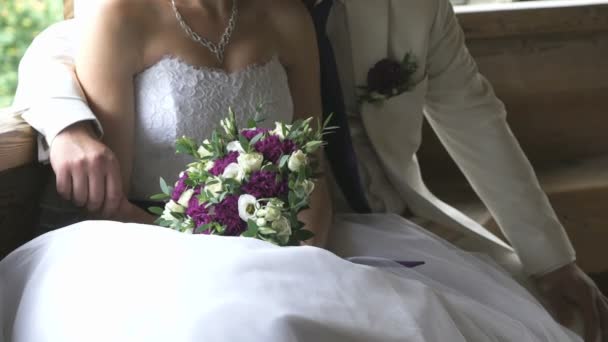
[21,97,103,148]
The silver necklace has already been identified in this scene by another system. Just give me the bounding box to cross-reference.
[170,0,238,62]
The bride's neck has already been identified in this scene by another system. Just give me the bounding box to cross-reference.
[179,0,233,13]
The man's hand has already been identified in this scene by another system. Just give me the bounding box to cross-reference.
[536,262,608,342]
[49,121,124,217]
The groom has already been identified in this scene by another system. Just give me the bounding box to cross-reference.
[13,0,607,339]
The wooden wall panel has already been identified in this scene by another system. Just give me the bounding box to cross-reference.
[418,3,608,189]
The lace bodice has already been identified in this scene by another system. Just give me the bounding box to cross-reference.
[131,55,293,200]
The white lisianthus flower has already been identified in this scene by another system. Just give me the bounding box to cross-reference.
[161,207,176,221]
[265,206,281,222]
[304,140,323,154]
[226,141,245,153]
[272,122,292,140]
[237,152,263,173]
[222,163,245,182]
[205,177,223,198]
[177,189,195,207]
[198,139,213,158]
[272,217,292,244]
[166,200,185,214]
[204,161,214,171]
[256,209,267,217]
[300,179,315,195]
[288,150,308,172]
[238,194,258,222]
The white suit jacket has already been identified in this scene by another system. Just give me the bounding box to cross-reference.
[12,0,575,275]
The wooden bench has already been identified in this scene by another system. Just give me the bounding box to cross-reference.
[0,108,47,258]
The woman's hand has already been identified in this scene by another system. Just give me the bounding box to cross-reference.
[89,197,156,225]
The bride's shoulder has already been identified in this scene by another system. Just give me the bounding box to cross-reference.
[82,0,162,29]
[264,0,314,38]
[264,0,311,25]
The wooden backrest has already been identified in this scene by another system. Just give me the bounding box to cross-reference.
[64,0,73,19]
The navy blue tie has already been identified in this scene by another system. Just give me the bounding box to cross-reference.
[311,0,371,213]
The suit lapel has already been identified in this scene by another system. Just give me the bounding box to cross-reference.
[342,0,390,88]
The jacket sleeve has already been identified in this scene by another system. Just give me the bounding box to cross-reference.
[13,19,103,162]
[422,0,575,275]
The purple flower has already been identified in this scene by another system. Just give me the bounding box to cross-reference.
[214,195,247,236]
[241,128,269,140]
[367,58,409,96]
[171,172,189,201]
[242,170,288,199]
[282,139,297,155]
[186,188,213,230]
[253,135,298,164]
[209,151,239,176]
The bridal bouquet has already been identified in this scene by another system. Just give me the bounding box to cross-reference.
[149,109,332,246]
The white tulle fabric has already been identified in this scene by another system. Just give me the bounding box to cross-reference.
[131,55,293,200]
[1,215,580,342]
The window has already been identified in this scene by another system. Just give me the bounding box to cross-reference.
[0,0,63,107]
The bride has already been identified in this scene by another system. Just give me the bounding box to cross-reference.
[0,0,583,340]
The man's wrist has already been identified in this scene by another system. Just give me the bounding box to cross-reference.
[56,121,97,139]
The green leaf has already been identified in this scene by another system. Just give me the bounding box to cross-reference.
[242,219,259,238]
[194,223,212,234]
[148,206,165,216]
[158,220,172,228]
[279,155,290,169]
[238,133,251,152]
[249,132,265,146]
[247,118,257,128]
[150,193,170,201]
[160,177,170,195]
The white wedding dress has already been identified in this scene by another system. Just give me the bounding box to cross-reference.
[0,56,580,342]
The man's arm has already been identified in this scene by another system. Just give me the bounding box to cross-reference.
[13,19,123,216]
[14,20,102,152]
[424,0,572,277]
[424,0,607,339]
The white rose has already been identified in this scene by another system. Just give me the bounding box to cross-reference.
[226,141,245,153]
[205,178,223,198]
[265,206,281,222]
[237,153,263,173]
[272,217,292,244]
[288,150,308,172]
[166,200,185,214]
[272,122,292,140]
[197,140,213,158]
[177,189,195,207]
[238,194,258,222]
[222,163,245,182]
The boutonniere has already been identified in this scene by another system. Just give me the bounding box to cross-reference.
[357,53,418,105]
